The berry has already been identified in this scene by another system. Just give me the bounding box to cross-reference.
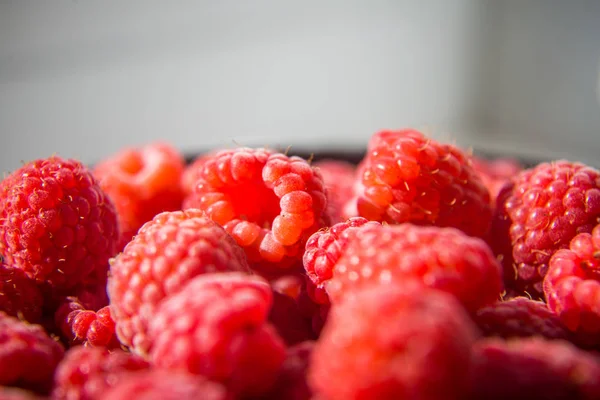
[309,284,478,400]
[544,227,600,342]
[268,290,315,346]
[303,217,381,304]
[0,156,119,290]
[148,272,286,398]
[0,264,43,323]
[327,223,503,312]
[108,209,250,354]
[473,296,569,340]
[0,312,64,394]
[183,147,329,274]
[265,341,314,400]
[357,129,492,238]
[470,156,523,201]
[93,142,185,250]
[55,299,118,348]
[468,337,600,400]
[181,152,212,196]
[491,160,600,299]
[0,388,43,400]
[103,370,230,400]
[313,160,357,224]
[52,346,149,400]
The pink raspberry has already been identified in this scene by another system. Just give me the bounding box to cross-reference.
[491,160,600,299]
[313,160,357,224]
[107,209,250,355]
[0,264,43,323]
[148,272,286,398]
[470,155,523,201]
[0,156,119,290]
[265,341,314,400]
[309,284,478,400]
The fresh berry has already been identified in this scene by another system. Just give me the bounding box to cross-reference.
[0,264,43,323]
[0,156,119,290]
[269,290,315,346]
[309,284,478,400]
[148,272,286,398]
[183,147,329,274]
[108,209,250,354]
[470,156,523,201]
[473,296,569,340]
[93,142,185,250]
[327,223,503,312]
[468,337,600,400]
[303,217,381,304]
[491,160,600,299]
[102,370,230,400]
[55,299,118,348]
[544,227,600,342]
[0,388,43,400]
[356,129,492,238]
[52,346,149,400]
[266,341,314,400]
[0,312,64,394]
[313,160,357,224]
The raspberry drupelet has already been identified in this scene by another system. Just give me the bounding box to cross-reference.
[491,160,600,299]
[356,129,493,238]
[148,272,286,398]
[0,156,119,291]
[108,209,251,355]
[183,147,329,274]
[0,263,43,323]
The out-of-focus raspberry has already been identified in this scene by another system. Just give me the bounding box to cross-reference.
[265,341,314,400]
[0,387,43,400]
[470,155,523,201]
[313,160,357,224]
[0,264,43,323]
[269,290,316,346]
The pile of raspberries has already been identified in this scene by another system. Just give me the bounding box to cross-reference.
[1,129,600,400]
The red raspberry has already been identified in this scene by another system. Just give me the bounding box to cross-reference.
[544,227,600,342]
[108,209,250,355]
[470,156,523,201]
[313,160,357,224]
[357,129,492,238]
[0,312,64,394]
[303,217,381,304]
[0,388,43,400]
[468,337,600,400]
[103,370,230,400]
[0,156,119,290]
[269,290,315,346]
[266,341,314,400]
[52,346,149,400]
[55,299,118,348]
[148,272,286,398]
[309,284,478,400]
[473,296,569,340]
[181,152,212,196]
[93,142,185,250]
[491,160,600,299]
[0,264,43,323]
[327,223,503,312]
[183,148,329,274]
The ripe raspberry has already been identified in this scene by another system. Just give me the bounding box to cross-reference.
[491,160,600,299]
[473,296,569,340]
[544,227,600,342]
[470,156,523,201]
[52,346,149,400]
[0,312,64,394]
[357,129,492,238]
[55,299,118,348]
[313,160,357,224]
[303,217,381,304]
[0,388,43,400]
[183,147,329,274]
[93,142,185,250]
[327,223,503,312]
[265,341,314,400]
[0,263,43,323]
[468,337,600,400]
[148,273,286,398]
[108,209,250,355]
[0,156,119,290]
[103,370,230,400]
[309,284,478,400]
[269,290,315,346]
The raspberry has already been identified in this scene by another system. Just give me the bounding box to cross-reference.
[148,272,286,398]
[313,160,357,224]
[309,284,478,400]
[468,337,600,400]
[102,370,230,400]
[491,160,600,299]
[0,312,64,394]
[0,156,119,290]
[357,129,492,238]
[181,152,212,196]
[93,142,185,250]
[107,209,250,355]
[544,227,600,342]
[470,156,523,201]
[303,217,381,304]
[327,223,503,312]
[0,264,43,323]
[265,341,314,400]
[269,290,315,346]
[473,296,569,340]
[55,299,118,348]
[183,148,329,274]
[0,388,43,400]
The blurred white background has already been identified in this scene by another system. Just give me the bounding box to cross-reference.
[0,0,599,173]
